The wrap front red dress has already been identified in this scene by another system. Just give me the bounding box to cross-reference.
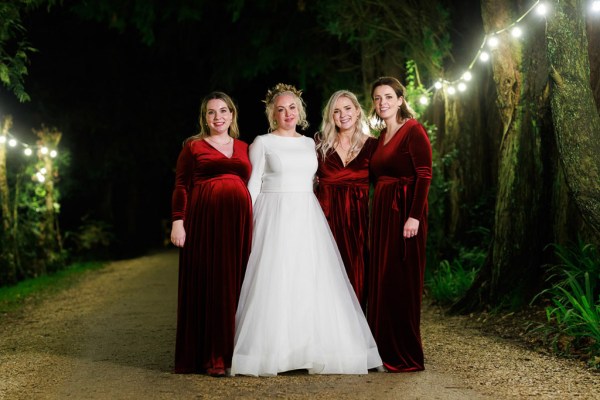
[171,138,253,374]
[315,137,378,309]
[367,119,432,372]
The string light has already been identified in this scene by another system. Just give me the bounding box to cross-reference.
[1,128,60,186]
[592,1,600,12]
[427,0,554,95]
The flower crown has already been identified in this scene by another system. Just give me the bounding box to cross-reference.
[263,83,303,105]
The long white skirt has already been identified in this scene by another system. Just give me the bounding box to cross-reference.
[231,192,382,376]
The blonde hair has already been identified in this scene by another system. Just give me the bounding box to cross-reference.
[188,91,240,143]
[264,83,309,132]
[315,90,370,160]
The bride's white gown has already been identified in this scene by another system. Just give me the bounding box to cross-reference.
[230,133,382,376]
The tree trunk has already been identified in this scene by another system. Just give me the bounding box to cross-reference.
[0,116,19,284]
[547,0,600,238]
[35,126,63,272]
[453,0,552,311]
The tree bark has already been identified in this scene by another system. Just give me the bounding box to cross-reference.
[547,0,600,237]
[453,0,552,311]
[0,116,19,284]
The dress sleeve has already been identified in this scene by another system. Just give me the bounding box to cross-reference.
[171,142,194,222]
[408,123,432,220]
[247,135,266,205]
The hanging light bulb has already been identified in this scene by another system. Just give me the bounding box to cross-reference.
[50,150,58,158]
[511,26,523,38]
[458,82,467,92]
[36,172,46,183]
[419,96,429,105]
[434,81,443,90]
[479,51,490,62]
[447,86,456,95]
[40,167,47,175]
[8,139,17,147]
[487,36,499,48]
[24,148,33,156]
[41,146,49,154]
[536,3,548,16]
[0,136,6,144]
[462,71,473,81]
[592,0,600,12]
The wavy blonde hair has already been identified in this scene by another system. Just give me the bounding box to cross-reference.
[264,83,309,132]
[315,90,370,160]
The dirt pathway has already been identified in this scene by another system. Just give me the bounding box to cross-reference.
[1,250,598,399]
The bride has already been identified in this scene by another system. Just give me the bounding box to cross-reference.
[230,83,382,376]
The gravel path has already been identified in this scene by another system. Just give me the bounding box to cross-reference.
[0,249,598,399]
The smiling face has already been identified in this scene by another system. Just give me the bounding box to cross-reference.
[205,99,233,135]
[332,95,359,134]
[372,84,403,122]
[273,93,299,131]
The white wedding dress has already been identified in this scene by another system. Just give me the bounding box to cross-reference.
[230,133,382,376]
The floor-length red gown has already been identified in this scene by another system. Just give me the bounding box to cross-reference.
[171,138,252,374]
[315,137,378,309]
[367,119,432,372]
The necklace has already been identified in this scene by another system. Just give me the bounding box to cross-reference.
[336,138,357,166]
[206,136,232,146]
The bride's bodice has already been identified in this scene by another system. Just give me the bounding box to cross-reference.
[247,134,318,203]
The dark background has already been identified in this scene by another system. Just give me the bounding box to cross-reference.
[0,1,480,257]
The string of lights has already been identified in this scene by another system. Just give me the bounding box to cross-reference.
[1,125,59,183]
[417,0,600,106]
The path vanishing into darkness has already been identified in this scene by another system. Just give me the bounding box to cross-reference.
[0,249,598,399]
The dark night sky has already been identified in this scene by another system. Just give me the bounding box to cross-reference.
[0,1,483,256]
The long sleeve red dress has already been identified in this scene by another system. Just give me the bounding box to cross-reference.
[367,119,432,372]
[315,137,378,309]
[171,138,253,374]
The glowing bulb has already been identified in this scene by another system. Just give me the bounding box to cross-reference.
[462,71,473,81]
[419,96,429,105]
[8,139,17,147]
[592,1,600,12]
[479,51,490,62]
[536,3,548,16]
[24,148,33,156]
[50,150,57,158]
[434,81,443,90]
[41,147,49,154]
[487,36,499,48]
[0,136,6,144]
[447,86,456,95]
[36,172,46,183]
[40,167,47,175]
[511,26,523,38]
[458,82,467,92]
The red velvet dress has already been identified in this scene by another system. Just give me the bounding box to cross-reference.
[171,138,252,374]
[367,119,432,372]
[315,137,378,309]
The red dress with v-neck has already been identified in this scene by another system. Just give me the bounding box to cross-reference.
[315,137,378,309]
[367,119,432,372]
[171,138,253,373]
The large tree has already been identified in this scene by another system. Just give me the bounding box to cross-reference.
[547,0,600,237]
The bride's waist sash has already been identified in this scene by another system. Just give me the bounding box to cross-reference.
[260,183,314,193]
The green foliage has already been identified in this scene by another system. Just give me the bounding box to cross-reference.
[0,260,105,314]
[532,241,600,368]
[0,0,58,101]
[426,247,485,305]
[64,217,114,259]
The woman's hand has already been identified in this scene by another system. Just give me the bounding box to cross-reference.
[403,217,420,238]
[171,220,186,247]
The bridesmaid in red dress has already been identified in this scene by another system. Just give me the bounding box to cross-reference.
[170,92,252,376]
[315,90,377,309]
[367,77,432,372]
